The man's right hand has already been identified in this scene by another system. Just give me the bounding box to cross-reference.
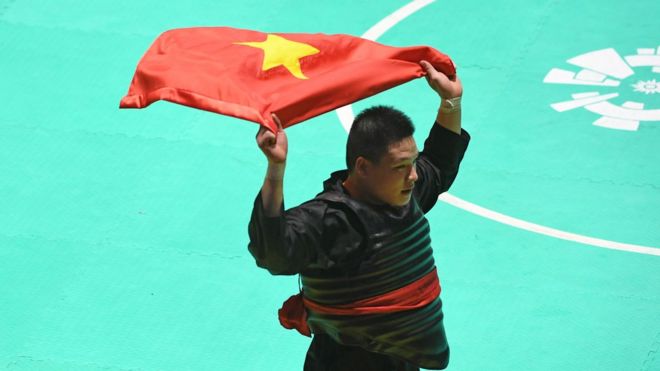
[257,114,287,216]
[256,114,288,164]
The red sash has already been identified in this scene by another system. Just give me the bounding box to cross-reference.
[278,268,441,337]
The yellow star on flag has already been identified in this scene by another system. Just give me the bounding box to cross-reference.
[235,34,320,80]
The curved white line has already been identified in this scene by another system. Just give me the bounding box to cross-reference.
[361,0,436,41]
[334,0,660,255]
[439,194,660,256]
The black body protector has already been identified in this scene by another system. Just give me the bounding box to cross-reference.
[301,170,449,369]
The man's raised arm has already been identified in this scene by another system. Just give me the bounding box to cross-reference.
[420,60,463,134]
[256,114,287,217]
[248,116,362,275]
[412,61,470,212]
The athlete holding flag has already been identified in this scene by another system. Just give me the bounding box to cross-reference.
[248,60,470,370]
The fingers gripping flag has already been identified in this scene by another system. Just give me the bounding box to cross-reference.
[119,26,455,132]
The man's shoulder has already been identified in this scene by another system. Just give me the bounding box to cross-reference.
[281,191,361,239]
[304,169,352,205]
[290,174,352,215]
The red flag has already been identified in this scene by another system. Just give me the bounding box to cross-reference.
[119,26,455,132]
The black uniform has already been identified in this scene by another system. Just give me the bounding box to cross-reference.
[248,123,470,370]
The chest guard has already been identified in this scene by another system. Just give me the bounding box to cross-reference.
[300,189,449,369]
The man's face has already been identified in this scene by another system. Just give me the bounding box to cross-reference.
[363,136,419,207]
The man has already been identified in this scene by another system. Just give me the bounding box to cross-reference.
[248,60,470,370]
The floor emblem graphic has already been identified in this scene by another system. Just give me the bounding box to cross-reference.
[544,47,660,131]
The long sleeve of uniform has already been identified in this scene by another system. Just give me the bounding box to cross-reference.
[413,123,471,213]
[248,192,364,275]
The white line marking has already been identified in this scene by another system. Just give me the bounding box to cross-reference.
[439,194,660,256]
[361,0,435,41]
[334,0,660,255]
[336,104,354,133]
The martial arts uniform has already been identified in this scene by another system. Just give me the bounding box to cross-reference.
[248,123,470,370]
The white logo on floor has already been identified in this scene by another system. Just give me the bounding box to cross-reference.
[543,47,660,131]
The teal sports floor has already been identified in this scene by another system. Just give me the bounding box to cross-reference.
[1,1,659,370]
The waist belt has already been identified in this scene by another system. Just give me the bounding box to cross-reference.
[278,267,441,337]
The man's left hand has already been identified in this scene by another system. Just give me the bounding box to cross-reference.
[420,60,463,99]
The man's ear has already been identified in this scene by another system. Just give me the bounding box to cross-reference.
[354,156,370,178]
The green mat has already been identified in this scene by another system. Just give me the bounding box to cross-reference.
[1,1,658,370]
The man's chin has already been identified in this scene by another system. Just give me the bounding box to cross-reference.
[392,194,412,207]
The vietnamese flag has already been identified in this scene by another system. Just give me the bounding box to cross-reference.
[119,26,455,132]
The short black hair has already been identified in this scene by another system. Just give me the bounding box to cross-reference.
[346,105,415,172]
